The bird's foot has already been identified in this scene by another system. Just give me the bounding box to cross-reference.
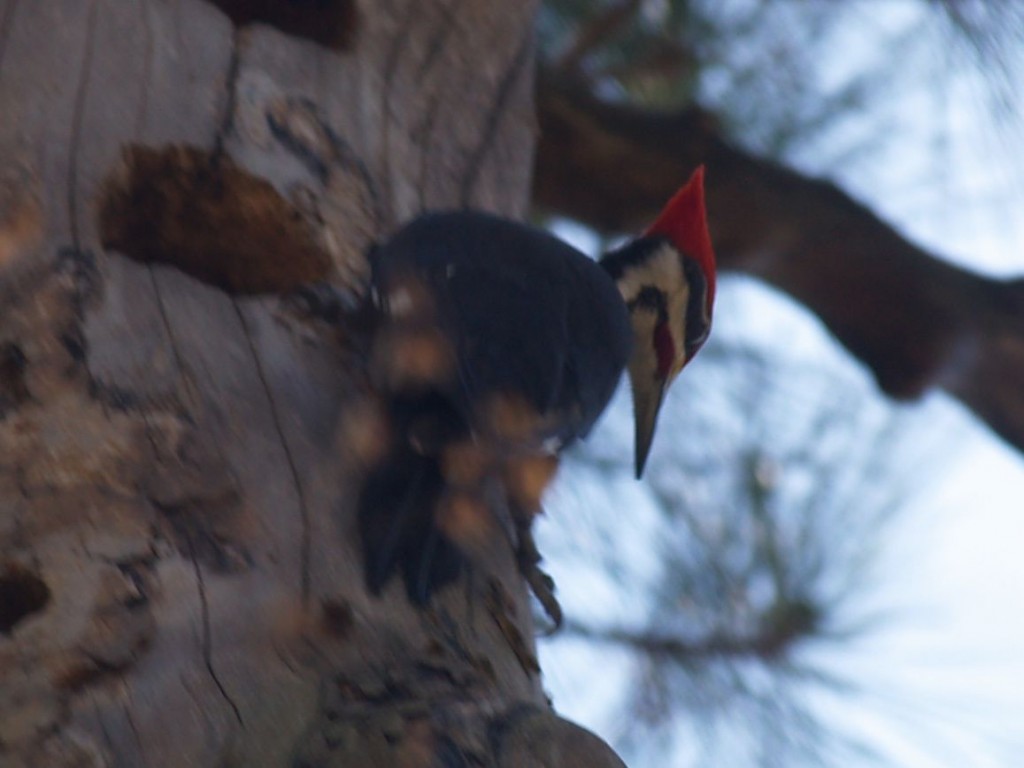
[515,520,562,632]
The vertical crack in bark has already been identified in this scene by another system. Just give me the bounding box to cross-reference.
[415,92,441,209]
[231,302,312,604]
[414,0,463,206]
[416,0,461,83]
[128,6,209,423]
[458,26,534,206]
[67,0,99,250]
[185,529,244,726]
[379,0,421,227]
[146,267,199,410]
[213,27,244,163]
[91,689,119,758]
[0,0,20,72]
[122,687,148,765]
[134,0,156,137]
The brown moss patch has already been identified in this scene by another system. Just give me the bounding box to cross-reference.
[99,144,330,294]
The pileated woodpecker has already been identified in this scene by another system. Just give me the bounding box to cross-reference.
[356,167,715,609]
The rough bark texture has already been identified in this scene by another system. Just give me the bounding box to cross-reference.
[0,2,624,766]
[534,74,1024,453]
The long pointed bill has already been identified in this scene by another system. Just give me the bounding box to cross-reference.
[632,376,667,479]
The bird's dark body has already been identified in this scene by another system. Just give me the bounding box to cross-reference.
[373,212,632,443]
[360,211,632,601]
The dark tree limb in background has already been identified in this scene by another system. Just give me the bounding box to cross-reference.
[534,73,1024,453]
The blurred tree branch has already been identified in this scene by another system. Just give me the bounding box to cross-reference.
[533,72,1024,453]
[565,596,820,662]
[553,0,641,75]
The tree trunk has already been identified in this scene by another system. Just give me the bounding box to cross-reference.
[0,2,623,765]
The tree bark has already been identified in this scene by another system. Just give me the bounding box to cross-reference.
[0,2,623,766]
[534,74,1024,453]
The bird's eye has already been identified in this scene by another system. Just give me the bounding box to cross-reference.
[633,286,664,312]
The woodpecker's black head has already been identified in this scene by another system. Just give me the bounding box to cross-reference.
[600,167,716,478]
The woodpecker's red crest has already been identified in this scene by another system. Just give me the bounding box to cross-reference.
[644,165,716,335]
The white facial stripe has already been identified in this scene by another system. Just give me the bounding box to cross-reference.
[615,243,684,305]
[617,243,691,380]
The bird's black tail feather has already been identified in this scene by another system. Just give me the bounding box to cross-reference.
[358,395,466,604]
